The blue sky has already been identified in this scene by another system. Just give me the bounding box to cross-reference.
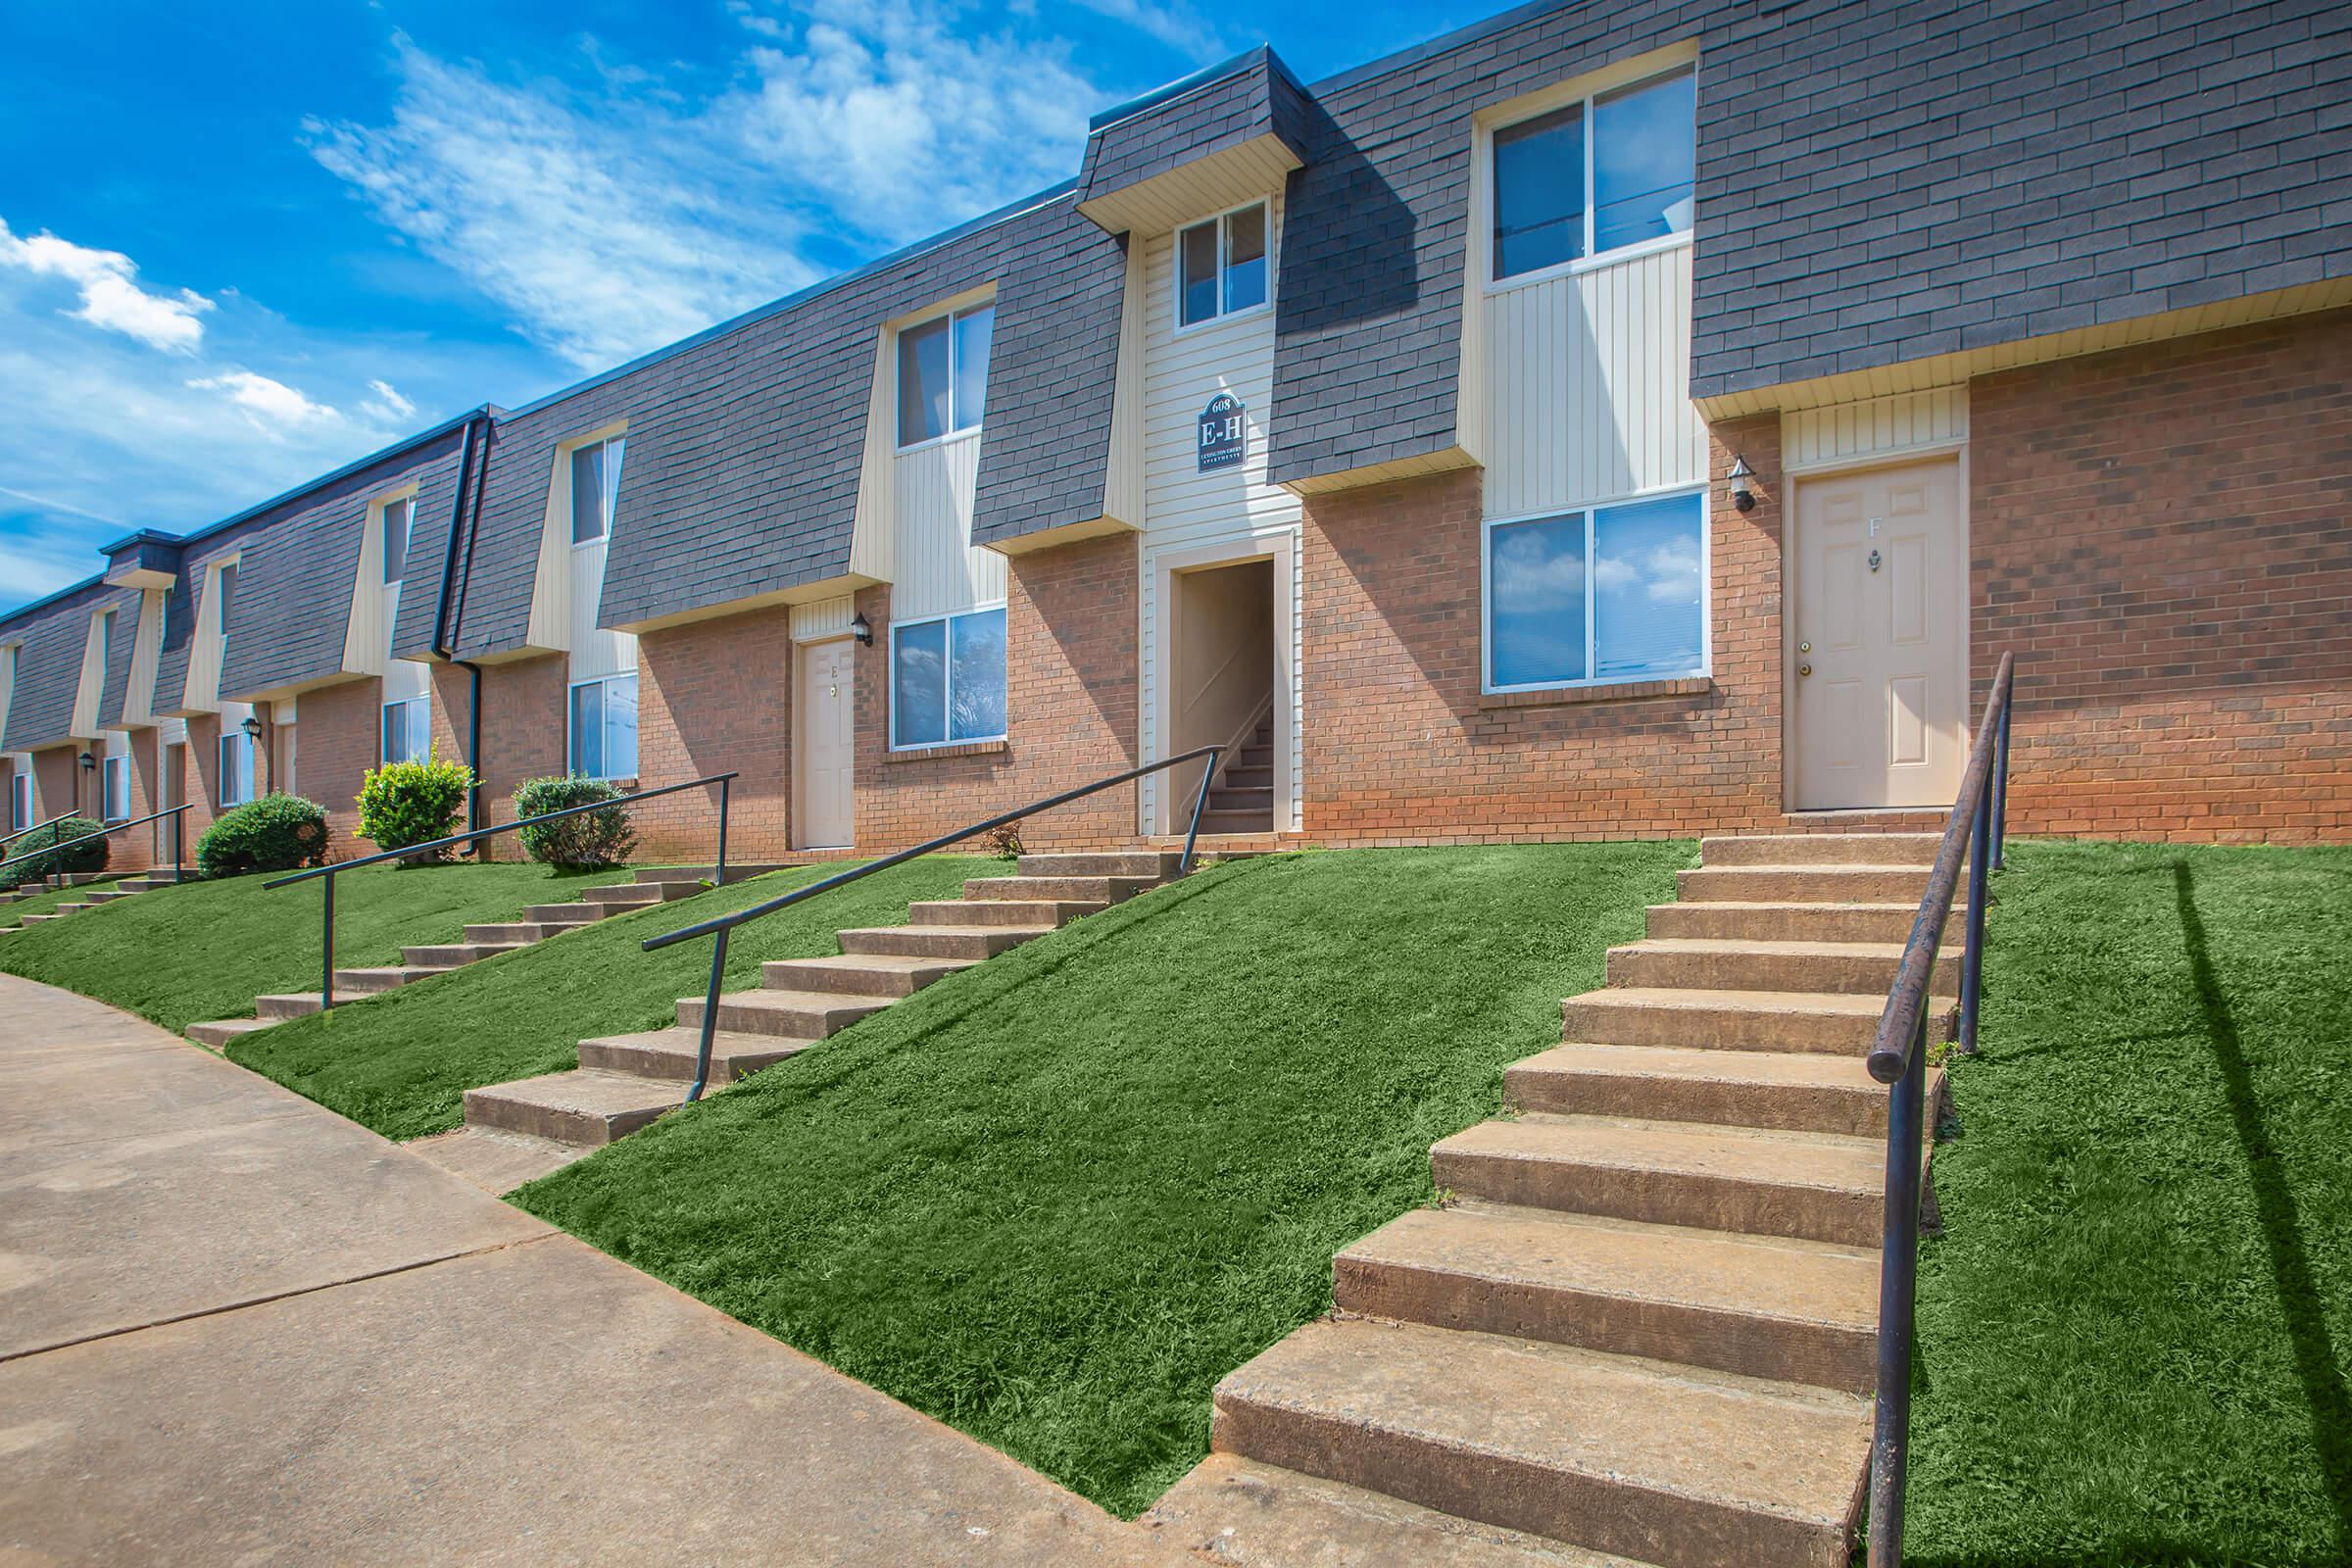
[0,0,1507,613]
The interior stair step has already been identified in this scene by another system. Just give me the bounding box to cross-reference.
[837,922,1052,960]
[1209,785,1275,809]
[1220,763,1273,789]
[1334,1203,1878,1392]
[1644,901,1949,945]
[1505,1042,1933,1140]
[1560,988,1893,1055]
[1014,850,1182,878]
[760,952,976,998]
[1676,865,1936,905]
[1210,1316,1870,1568]
[1699,833,1941,868]
[401,941,529,967]
[1430,1114,1890,1248]
[963,873,1158,903]
[576,1027,811,1083]
[907,897,1103,928]
[1148,1452,1657,1567]
[1604,938,1953,998]
[677,987,889,1040]
[463,1069,685,1145]
[185,1018,273,1048]
[1199,808,1275,833]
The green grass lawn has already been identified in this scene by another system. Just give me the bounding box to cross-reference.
[227,856,1013,1142]
[513,842,1687,1516]
[0,872,129,929]
[0,859,614,1032]
[1910,840,2352,1566]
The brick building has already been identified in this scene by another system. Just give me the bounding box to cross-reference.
[5,0,2348,865]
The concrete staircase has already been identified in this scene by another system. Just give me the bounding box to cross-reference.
[423,850,1190,1191]
[182,863,781,1049]
[2,869,188,927]
[1197,714,1277,836]
[1146,833,1957,1568]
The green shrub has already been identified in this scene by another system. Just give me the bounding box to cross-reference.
[195,795,328,879]
[357,758,475,862]
[4,815,109,884]
[513,775,637,870]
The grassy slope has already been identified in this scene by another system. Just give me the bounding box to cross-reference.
[0,873,129,929]
[516,843,1687,1516]
[228,857,1011,1142]
[0,860,609,1032]
[1911,840,2352,1566]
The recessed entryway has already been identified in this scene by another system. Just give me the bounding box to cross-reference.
[794,637,856,850]
[1166,557,1277,834]
[1788,455,1967,810]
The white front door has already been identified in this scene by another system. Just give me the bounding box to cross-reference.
[794,637,856,849]
[1789,457,1967,810]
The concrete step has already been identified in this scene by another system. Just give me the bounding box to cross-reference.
[1211,1316,1869,1568]
[52,902,91,914]
[1677,865,1936,905]
[1604,938,1954,998]
[637,862,784,885]
[584,881,687,907]
[576,1027,812,1083]
[1334,1203,1879,1392]
[1560,988,1893,1055]
[329,966,423,996]
[1700,834,1942,868]
[962,874,1157,904]
[1014,851,1181,878]
[406,1126,589,1194]
[83,889,129,904]
[468,915,595,943]
[522,902,610,925]
[185,1018,273,1048]
[463,1069,685,1145]
[401,942,529,967]
[14,912,57,924]
[907,898,1104,928]
[760,952,975,998]
[677,987,889,1041]
[254,994,325,1021]
[837,923,1053,960]
[1147,1453,1654,1567]
[1645,901,1950,946]
[1505,1043,1933,1140]
[1430,1114,1888,1248]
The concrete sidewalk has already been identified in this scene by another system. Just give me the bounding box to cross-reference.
[0,974,1181,1565]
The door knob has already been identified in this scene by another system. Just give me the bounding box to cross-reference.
[1798,663,1812,677]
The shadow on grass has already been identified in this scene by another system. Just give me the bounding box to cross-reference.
[2174,859,2352,1552]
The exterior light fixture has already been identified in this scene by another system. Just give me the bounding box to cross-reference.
[1728,454,1758,513]
[240,714,265,740]
[851,612,874,647]
[77,750,96,771]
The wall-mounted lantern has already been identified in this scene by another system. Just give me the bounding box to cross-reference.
[240,714,264,741]
[851,612,874,648]
[76,750,96,772]
[1728,455,1758,514]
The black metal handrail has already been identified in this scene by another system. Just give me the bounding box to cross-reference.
[1866,649,2016,1567]
[0,804,192,886]
[644,744,1226,1105]
[1,807,79,853]
[265,771,739,1011]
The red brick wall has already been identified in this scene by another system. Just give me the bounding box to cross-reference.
[854,531,1141,853]
[1970,309,2352,844]
[428,655,567,858]
[636,606,791,863]
[293,677,382,858]
[32,746,86,828]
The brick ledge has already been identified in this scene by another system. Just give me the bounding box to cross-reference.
[883,739,1010,764]
[1478,677,1713,710]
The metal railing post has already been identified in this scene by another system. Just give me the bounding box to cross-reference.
[1991,698,2013,871]
[684,928,729,1104]
[1956,784,1991,1056]
[1868,1008,1930,1568]
[716,775,731,888]
[1179,746,1219,876]
[174,808,185,883]
[321,870,336,1012]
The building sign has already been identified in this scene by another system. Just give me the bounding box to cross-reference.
[1197,393,1247,473]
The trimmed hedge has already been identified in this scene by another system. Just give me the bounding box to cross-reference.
[357,758,474,862]
[513,775,637,870]
[195,794,329,879]
[4,815,109,884]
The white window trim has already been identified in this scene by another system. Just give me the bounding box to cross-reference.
[887,602,1009,753]
[567,434,625,551]
[1480,483,1712,696]
[894,303,995,453]
[217,729,255,808]
[1171,198,1275,338]
[102,755,129,822]
[565,673,640,782]
[9,771,29,832]
[375,489,419,585]
[1484,63,1696,294]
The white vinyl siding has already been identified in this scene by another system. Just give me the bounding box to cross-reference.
[1782,387,1970,472]
[889,431,1004,622]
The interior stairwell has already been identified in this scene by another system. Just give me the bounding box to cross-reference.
[1197,713,1276,836]
[1145,832,1959,1568]
[416,850,1193,1191]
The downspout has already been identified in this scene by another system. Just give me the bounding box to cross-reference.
[430,411,490,839]
[450,423,492,845]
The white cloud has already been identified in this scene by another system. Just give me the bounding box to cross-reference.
[187,369,345,436]
[363,377,416,420]
[0,218,214,353]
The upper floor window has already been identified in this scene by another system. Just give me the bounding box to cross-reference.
[1177,202,1268,327]
[891,605,1006,750]
[568,673,639,781]
[1485,490,1706,691]
[1492,65,1695,281]
[571,436,625,545]
[102,755,129,822]
[381,696,429,765]
[381,497,413,584]
[898,304,994,447]
[214,562,238,654]
[95,608,113,679]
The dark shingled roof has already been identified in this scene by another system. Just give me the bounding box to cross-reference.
[1,579,122,753]
[1076,46,1313,211]
[98,588,145,729]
